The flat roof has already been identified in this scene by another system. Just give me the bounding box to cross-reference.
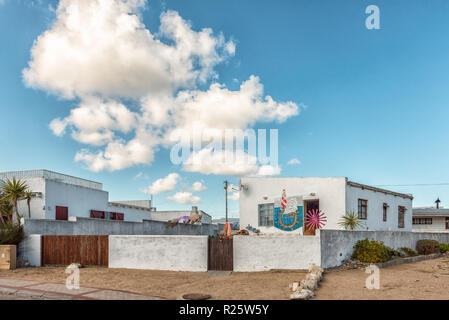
[413,207,449,217]
[0,169,103,190]
[347,181,413,200]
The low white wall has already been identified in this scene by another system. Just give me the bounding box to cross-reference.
[109,235,208,271]
[233,234,321,271]
[18,234,41,267]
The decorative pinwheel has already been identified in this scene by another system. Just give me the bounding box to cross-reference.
[305,209,327,230]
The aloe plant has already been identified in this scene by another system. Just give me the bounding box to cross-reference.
[338,211,365,230]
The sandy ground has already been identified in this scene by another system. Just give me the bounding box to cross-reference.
[0,267,306,300]
[315,256,449,300]
[1,256,449,300]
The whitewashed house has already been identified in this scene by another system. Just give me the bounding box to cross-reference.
[239,177,413,233]
[413,199,449,232]
[0,170,152,222]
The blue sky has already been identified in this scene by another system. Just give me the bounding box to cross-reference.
[1,0,449,218]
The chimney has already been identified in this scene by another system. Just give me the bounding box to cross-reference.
[436,198,441,209]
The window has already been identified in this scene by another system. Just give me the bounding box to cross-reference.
[446,217,449,230]
[358,199,368,220]
[413,218,432,225]
[398,206,406,228]
[383,203,388,222]
[258,203,274,226]
[90,210,105,219]
[55,206,68,221]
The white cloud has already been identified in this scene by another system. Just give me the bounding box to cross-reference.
[226,183,240,201]
[287,158,301,165]
[23,0,300,173]
[144,173,179,194]
[191,181,207,192]
[183,148,282,177]
[167,192,201,204]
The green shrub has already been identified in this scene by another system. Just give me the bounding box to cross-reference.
[351,239,390,263]
[0,222,24,245]
[416,239,440,255]
[399,247,418,257]
[440,243,449,253]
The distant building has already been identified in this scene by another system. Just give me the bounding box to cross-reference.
[0,170,152,222]
[151,206,212,224]
[239,177,414,233]
[413,199,449,232]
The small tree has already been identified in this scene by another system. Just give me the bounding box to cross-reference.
[24,190,33,218]
[338,211,365,230]
[0,197,13,225]
[1,178,28,223]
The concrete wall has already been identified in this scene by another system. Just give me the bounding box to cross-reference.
[346,184,413,231]
[23,217,223,236]
[239,177,347,233]
[320,229,449,268]
[109,235,208,271]
[18,234,41,267]
[233,234,321,271]
[413,216,448,232]
[107,204,151,222]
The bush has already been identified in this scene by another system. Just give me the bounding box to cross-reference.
[351,239,390,263]
[0,222,24,245]
[385,246,403,259]
[440,243,449,253]
[416,239,440,255]
[399,247,418,257]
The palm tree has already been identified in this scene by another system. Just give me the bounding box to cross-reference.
[24,190,33,218]
[0,197,13,225]
[337,211,365,231]
[1,178,28,223]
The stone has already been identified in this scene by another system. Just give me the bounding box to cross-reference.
[308,264,324,274]
[67,263,83,269]
[289,282,301,292]
[290,289,315,300]
[181,293,212,300]
[302,278,318,291]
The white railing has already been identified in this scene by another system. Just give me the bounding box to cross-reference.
[0,169,103,190]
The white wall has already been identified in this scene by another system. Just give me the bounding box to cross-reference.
[18,234,41,266]
[107,204,151,222]
[109,235,208,271]
[44,179,109,220]
[17,178,46,219]
[239,177,347,232]
[346,185,413,231]
[233,234,321,271]
[413,216,448,231]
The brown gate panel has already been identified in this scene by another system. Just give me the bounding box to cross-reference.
[208,238,233,271]
[41,236,108,266]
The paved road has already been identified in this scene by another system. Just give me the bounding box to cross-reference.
[0,278,164,300]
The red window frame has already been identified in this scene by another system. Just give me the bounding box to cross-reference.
[90,210,105,219]
[110,212,117,220]
[358,199,368,220]
[398,206,406,228]
[116,213,124,221]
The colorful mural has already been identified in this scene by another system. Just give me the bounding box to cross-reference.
[273,190,303,231]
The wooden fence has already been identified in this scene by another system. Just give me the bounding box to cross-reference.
[208,238,233,271]
[41,235,108,266]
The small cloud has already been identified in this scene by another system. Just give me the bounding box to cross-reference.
[287,158,301,165]
[191,181,207,192]
[144,173,179,195]
[167,192,201,204]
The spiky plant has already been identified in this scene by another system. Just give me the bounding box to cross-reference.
[1,178,28,223]
[338,211,365,231]
[0,197,13,225]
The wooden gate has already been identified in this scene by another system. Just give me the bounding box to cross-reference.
[41,235,108,266]
[208,238,233,271]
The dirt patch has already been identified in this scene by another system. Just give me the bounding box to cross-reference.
[0,267,307,300]
[315,256,449,300]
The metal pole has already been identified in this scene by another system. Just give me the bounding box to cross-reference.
[224,180,228,223]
